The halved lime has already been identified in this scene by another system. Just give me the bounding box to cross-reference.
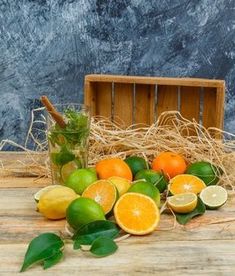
[61,160,81,183]
[34,185,61,202]
[199,185,228,209]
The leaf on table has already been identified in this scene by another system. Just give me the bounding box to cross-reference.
[73,220,120,250]
[175,197,206,225]
[20,233,64,272]
[43,250,63,270]
[90,236,118,257]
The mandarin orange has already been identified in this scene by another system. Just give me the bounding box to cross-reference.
[152,152,186,179]
[96,158,132,181]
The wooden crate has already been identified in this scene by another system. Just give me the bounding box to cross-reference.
[84,74,225,129]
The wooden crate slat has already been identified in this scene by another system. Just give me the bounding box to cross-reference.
[135,84,155,125]
[95,82,112,119]
[86,74,224,88]
[113,83,134,127]
[157,85,179,117]
[202,87,217,128]
[180,86,201,122]
[84,80,96,116]
[215,86,225,130]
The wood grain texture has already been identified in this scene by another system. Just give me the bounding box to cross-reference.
[135,84,155,125]
[84,79,97,116]
[113,83,134,127]
[1,152,234,274]
[1,241,235,275]
[180,86,201,122]
[86,74,225,88]
[95,82,112,119]
[203,87,217,129]
[156,85,179,120]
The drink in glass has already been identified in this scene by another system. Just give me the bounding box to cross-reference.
[47,104,90,185]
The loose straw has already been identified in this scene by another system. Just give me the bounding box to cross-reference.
[1,110,235,191]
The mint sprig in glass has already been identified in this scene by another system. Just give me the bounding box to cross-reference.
[42,97,90,185]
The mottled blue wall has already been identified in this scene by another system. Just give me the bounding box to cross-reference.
[1,0,235,149]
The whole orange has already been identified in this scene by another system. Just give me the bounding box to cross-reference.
[152,152,186,179]
[96,158,132,181]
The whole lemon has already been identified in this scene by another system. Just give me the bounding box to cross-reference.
[37,186,79,220]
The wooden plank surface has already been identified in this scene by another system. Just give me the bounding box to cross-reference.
[0,152,235,275]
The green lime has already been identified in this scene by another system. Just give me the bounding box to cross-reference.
[65,168,97,194]
[199,185,228,209]
[124,156,149,176]
[134,169,168,193]
[186,161,222,186]
[128,180,160,206]
[66,197,106,229]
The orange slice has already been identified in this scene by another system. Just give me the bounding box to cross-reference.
[114,193,160,235]
[82,180,118,215]
[169,174,206,195]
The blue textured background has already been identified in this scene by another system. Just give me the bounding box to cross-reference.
[1,0,235,149]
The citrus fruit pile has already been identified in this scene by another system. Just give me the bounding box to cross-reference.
[35,151,228,234]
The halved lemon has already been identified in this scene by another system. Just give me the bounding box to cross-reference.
[199,185,228,209]
[167,193,198,213]
[169,174,206,195]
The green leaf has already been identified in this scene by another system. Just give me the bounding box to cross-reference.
[51,145,75,166]
[20,233,64,272]
[73,220,120,250]
[43,251,63,270]
[175,197,206,225]
[90,236,118,257]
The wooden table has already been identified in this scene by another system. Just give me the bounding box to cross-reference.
[1,152,235,275]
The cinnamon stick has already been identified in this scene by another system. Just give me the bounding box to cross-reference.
[40,95,66,128]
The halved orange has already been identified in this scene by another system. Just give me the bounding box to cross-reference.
[82,180,118,215]
[114,192,160,235]
[169,174,206,195]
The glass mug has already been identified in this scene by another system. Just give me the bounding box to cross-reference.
[46,103,90,185]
